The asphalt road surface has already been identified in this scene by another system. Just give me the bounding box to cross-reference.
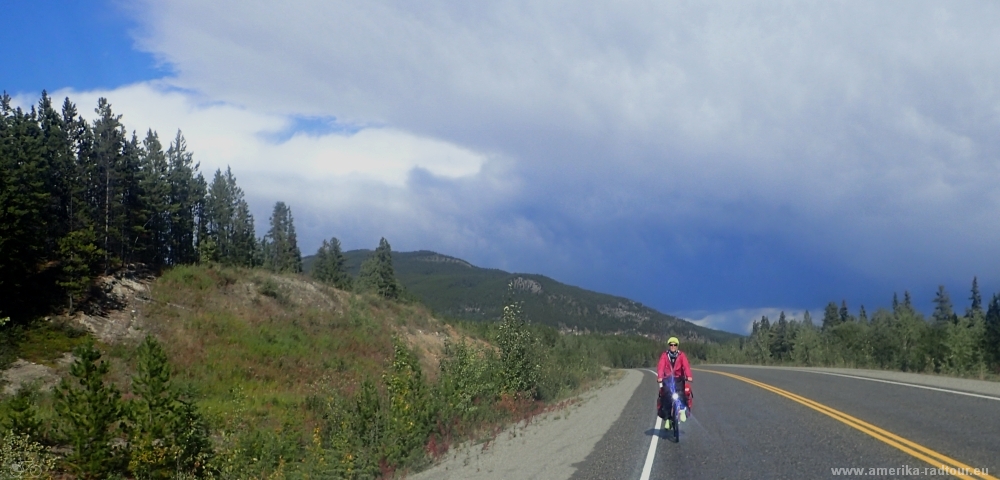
[414,366,999,479]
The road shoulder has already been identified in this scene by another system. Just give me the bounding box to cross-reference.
[408,369,644,480]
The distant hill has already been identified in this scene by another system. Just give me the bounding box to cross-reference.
[305,250,739,343]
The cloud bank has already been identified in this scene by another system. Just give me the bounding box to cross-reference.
[24,1,1000,331]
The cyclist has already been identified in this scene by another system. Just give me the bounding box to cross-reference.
[657,336,693,425]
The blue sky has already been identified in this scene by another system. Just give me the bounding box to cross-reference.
[6,1,1000,334]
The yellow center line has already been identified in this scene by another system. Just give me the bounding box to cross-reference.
[694,368,997,480]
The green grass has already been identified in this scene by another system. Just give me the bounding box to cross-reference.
[15,319,90,366]
[2,264,665,479]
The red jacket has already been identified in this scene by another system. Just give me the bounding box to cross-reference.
[657,350,692,382]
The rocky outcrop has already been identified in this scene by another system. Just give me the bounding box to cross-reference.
[511,277,543,294]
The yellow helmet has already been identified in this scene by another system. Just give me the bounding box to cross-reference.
[667,337,679,346]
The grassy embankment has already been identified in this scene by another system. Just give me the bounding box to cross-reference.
[2,264,666,479]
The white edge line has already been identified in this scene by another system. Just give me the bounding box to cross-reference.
[640,368,660,480]
[640,416,661,480]
[801,370,1000,402]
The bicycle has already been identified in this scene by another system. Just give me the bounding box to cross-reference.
[658,376,689,442]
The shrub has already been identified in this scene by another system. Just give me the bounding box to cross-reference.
[1,387,43,441]
[382,339,434,468]
[0,430,56,480]
[496,299,541,398]
[256,277,289,305]
[435,340,499,423]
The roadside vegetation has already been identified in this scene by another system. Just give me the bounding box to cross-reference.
[708,282,1000,379]
[1,92,676,478]
[1,263,668,479]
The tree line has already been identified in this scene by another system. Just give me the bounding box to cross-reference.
[1,91,418,326]
[711,278,1000,376]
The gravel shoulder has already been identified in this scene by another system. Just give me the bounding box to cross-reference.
[707,364,1000,397]
[408,369,644,480]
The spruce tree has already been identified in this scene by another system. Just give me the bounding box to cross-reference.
[0,96,51,317]
[263,201,302,273]
[128,335,213,478]
[968,277,983,317]
[37,91,77,256]
[802,310,814,328]
[822,301,840,330]
[90,98,129,273]
[53,342,125,479]
[313,237,351,289]
[773,311,790,360]
[2,387,43,440]
[984,295,1000,370]
[932,285,956,325]
[166,131,202,265]
[839,300,852,323]
[203,168,234,263]
[137,130,171,268]
[358,237,400,299]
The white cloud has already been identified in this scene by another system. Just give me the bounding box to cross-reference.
[24,1,1000,320]
[39,83,486,188]
[686,308,820,335]
[125,2,1000,257]
[13,83,504,257]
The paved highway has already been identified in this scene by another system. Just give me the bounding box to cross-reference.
[575,366,998,479]
[413,366,999,479]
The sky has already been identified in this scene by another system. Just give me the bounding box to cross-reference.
[4,1,1000,334]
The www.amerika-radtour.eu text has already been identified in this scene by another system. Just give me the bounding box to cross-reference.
[831,465,990,476]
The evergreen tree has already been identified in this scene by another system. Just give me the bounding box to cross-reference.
[119,132,146,266]
[57,228,101,311]
[166,131,202,265]
[137,130,171,268]
[313,237,351,289]
[263,201,302,273]
[968,277,983,317]
[839,300,852,323]
[859,305,868,323]
[759,315,771,332]
[2,387,43,440]
[58,97,101,305]
[984,295,1000,370]
[932,285,956,325]
[204,167,257,267]
[892,293,900,313]
[772,311,790,361]
[231,199,258,267]
[0,93,209,315]
[128,336,213,478]
[358,237,400,299]
[0,95,51,317]
[37,92,77,257]
[89,98,129,273]
[802,310,814,329]
[53,343,125,479]
[822,301,840,330]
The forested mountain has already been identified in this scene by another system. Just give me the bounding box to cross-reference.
[306,249,739,343]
